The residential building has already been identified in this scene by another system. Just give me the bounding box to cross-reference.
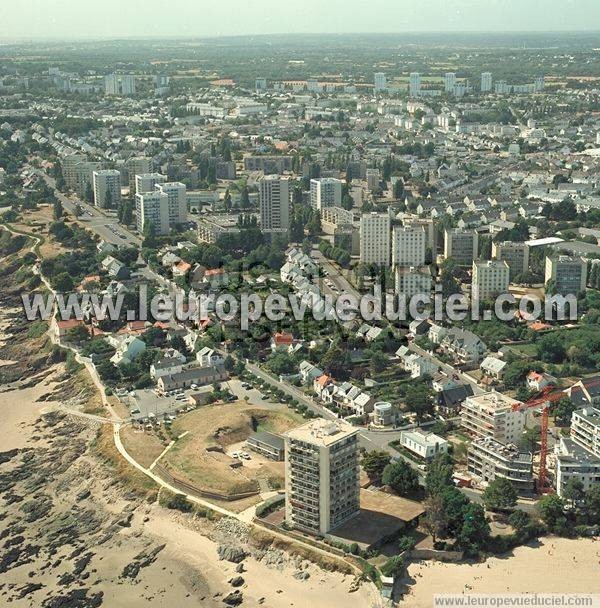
[136,190,170,234]
[544,255,587,296]
[284,419,360,535]
[310,178,342,211]
[157,182,187,227]
[126,157,152,193]
[395,266,432,301]
[391,225,426,267]
[157,366,228,394]
[444,228,479,265]
[468,437,534,494]
[374,72,387,92]
[492,241,530,281]
[480,356,507,380]
[196,346,225,368]
[135,172,166,195]
[472,260,510,300]
[481,72,493,92]
[439,328,487,364]
[400,429,448,460]
[120,75,136,95]
[259,175,290,235]
[409,72,421,96]
[444,72,456,93]
[461,391,526,444]
[359,212,391,266]
[92,169,121,209]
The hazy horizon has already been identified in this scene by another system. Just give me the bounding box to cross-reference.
[2,0,600,41]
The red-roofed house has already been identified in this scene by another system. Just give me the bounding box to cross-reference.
[270,332,295,353]
[526,371,556,392]
[313,374,333,399]
[173,260,192,277]
[51,318,85,340]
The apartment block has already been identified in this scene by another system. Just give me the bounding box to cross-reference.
[135,172,167,195]
[468,437,534,494]
[310,178,342,211]
[492,241,529,281]
[461,391,526,445]
[285,419,360,535]
[395,266,432,300]
[157,182,187,227]
[444,228,478,265]
[472,260,510,300]
[126,157,152,193]
[392,225,426,267]
[259,175,290,235]
[136,191,170,235]
[359,212,391,266]
[544,255,587,296]
[93,169,121,209]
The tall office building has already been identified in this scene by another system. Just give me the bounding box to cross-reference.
[444,228,478,265]
[157,182,187,227]
[104,74,119,95]
[444,72,456,93]
[135,172,167,195]
[126,157,152,194]
[255,78,267,92]
[136,191,170,235]
[391,225,426,267]
[472,260,510,300]
[284,419,360,535]
[310,178,342,211]
[409,72,421,97]
[374,72,387,93]
[120,75,136,96]
[492,241,529,281]
[545,255,587,296]
[93,169,121,209]
[481,72,493,92]
[359,212,391,266]
[259,175,291,235]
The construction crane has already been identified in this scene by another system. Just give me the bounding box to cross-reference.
[511,386,564,494]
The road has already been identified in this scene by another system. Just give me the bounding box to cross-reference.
[310,249,361,301]
[35,169,141,247]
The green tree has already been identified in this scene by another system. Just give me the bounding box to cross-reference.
[382,460,420,497]
[422,494,448,543]
[53,198,63,220]
[425,453,454,496]
[482,477,518,511]
[536,494,566,532]
[584,485,600,525]
[380,555,404,578]
[562,478,585,509]
[361,450,391,484]
[457,504,490,556]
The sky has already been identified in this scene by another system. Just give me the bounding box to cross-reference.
[2,0,600,40]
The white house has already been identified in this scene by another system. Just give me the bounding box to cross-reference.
[400,429,449,460]
[109,335,146,366]
[196,347,225,368]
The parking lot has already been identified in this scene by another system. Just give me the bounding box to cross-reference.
[124,385,213,420]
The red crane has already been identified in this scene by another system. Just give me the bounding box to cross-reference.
[511,386,564,494]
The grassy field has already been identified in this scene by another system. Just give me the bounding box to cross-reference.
[162,402,303,497]
[120,425,167,468]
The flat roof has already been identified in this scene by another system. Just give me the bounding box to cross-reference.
[284,418,358,447]
[525,237,564,247]
[328,489,425,551]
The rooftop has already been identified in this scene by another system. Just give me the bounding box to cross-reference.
[284,418,357,447]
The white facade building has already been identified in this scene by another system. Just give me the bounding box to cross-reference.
[285,419,360,535]
[359,213,391,266]
[472,260,510,300]
[92,169,121,209]
[391,225,426,267]
[310,178,342,211]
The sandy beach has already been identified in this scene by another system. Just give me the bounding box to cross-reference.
[403,537,600,606]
